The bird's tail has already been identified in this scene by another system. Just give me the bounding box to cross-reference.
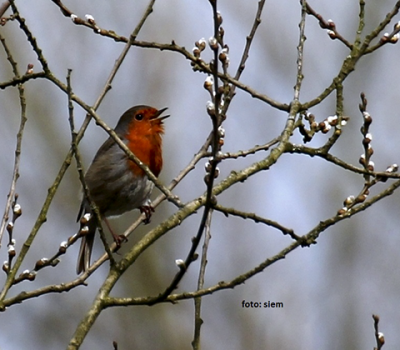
[76,203,98,274]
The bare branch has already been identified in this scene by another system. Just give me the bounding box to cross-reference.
[372,314,385,350]
[0,34,27,247]
[213,204,301,242]
[305,1,353,49]
[192,211,212,350]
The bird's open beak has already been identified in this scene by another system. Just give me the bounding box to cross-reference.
[152,107,170,121]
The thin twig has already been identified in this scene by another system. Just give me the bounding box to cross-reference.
[294,0,307,101]
[354,0,365,48]
[9,1,49,72]
[222,0,266,112]
[192,210,212,350]
[213,204,301,242]
[305,2,353,49]
[286,143,400,180]
[302,1,400,111]
[372,314,385,350]
[0,33,27,247]
[219,137,280,160]
[234,0,265,80]
[0,72,46,89]
[364,1,400,54]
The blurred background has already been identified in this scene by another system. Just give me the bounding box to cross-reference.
[1,0,400,349]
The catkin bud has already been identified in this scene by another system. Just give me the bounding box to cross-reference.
[196,38,207,51]
[208,36,219,50]
[327,30,336,39]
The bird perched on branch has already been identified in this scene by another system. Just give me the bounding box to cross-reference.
[76,105,169,274]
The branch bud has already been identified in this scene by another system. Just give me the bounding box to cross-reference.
[59,241,68,254]
[343,195,355,206]
[386,164,398,173]
[327,30,336,39]
[85,14,95,25]
[206,101,216,117]
[216,11,223,26]
[378,332,385,345]
[175,259,186,269]
[2,261,9,273]
[208,36,219,50]
[13,203,22,217]
[337,207,348,216]
[7,244,15,258]
[327,115,338,126]
[218,126,225,138]
[204,76,214,92]
[192,47,201,58]
[363,111,372,125]
[35,258,49,269]
[359,154,366,166]
[390,33,399,43]
[26,64,34,74]
[327,19,336,29]
[195,38,207,51]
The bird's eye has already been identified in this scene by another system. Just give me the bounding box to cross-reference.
[135,113,144,121]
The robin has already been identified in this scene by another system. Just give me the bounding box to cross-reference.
[76,105,169,274]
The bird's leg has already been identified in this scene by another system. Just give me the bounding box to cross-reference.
[103,217,127,248]
[139,205,155,224]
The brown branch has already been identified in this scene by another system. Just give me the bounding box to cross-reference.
[372,314,385,350]
[9,1,50,72]
[0,72,46,89]
[213,204,302,242]
[0,34,27,248]
[305,1,353,49]
[218,137,280,160]
[294,0,307,102]
[302,1,400,111]
[364,1,400,54]
[286,144,400,180]
[0,274,88,310]
[192,210,212,350]
[234,0,265,80]
[220,0,266,114]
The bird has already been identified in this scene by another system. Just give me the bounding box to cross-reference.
[76,105,169,274]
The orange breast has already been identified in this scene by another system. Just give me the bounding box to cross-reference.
[125,130,163,178]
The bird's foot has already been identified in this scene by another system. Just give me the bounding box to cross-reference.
[104,217,128,249]
[113,233,128,248]
[140,205,155,224]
